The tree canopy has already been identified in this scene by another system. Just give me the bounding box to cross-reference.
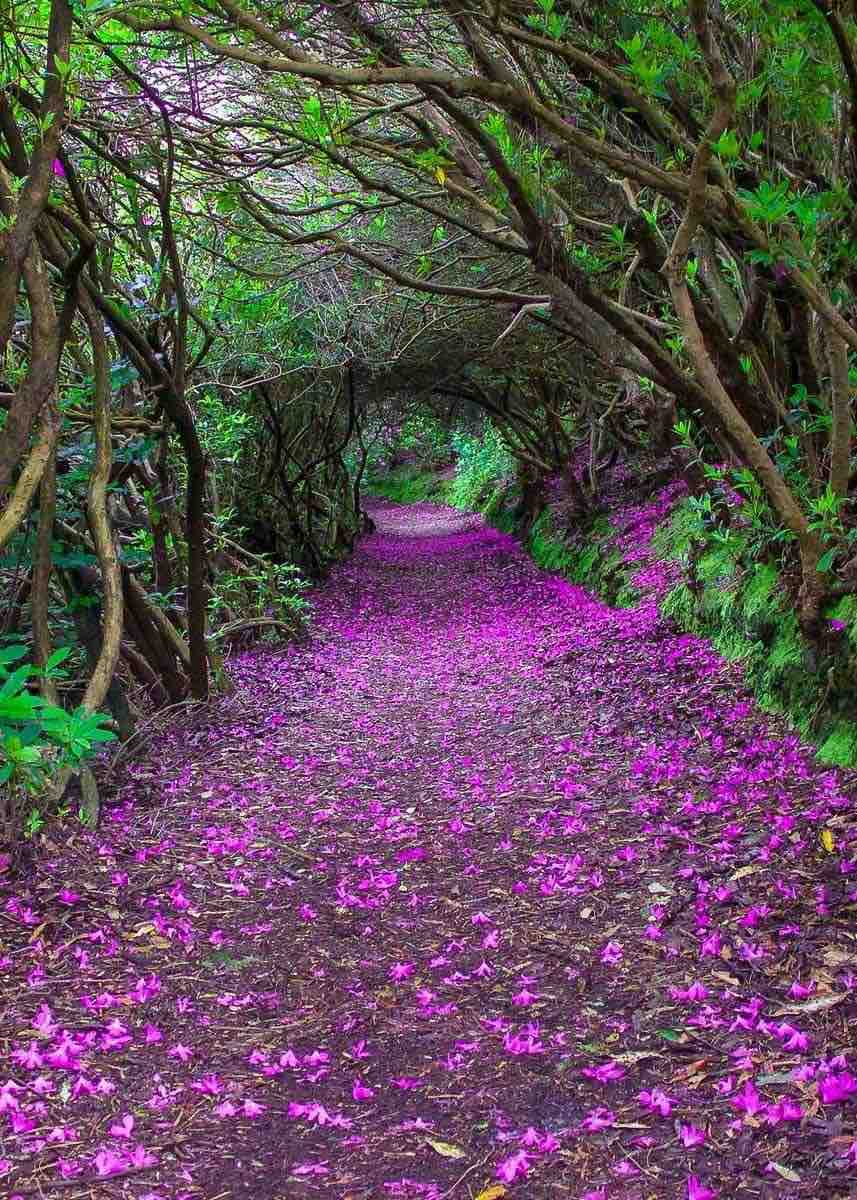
[3,0,857,847]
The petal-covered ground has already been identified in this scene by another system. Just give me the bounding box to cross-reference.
[2,499,857,1199]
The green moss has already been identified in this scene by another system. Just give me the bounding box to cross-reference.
[826,594,857,623]
[825,594,857,647]
[529,512,576,575]
[651,503,698,560]
[818,721,857,766]
[711,624,758,663]
[768,616,804,672]
[697,544,739,584]
[742,563,780,620]
[653,498,857,766]
[614,582,640,608]
[491,508,518,534]
[482,485,508,521]
[661,582,699,629]
[569,543,598,579]
[698,576,733,618]
[597,548,636,605]
[523,510,641,603]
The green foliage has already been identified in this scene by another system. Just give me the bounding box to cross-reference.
[742,563,781,632]
[529,510,577,575]
[818,722,857,767]
[526,511,638,606]
[447,424,514,510]
[0,645,115,854]
[367,467,449,505]
[397,410,452,466]
[0,646,114,792]
[207,552,311,637]
[662,582,697,628]
[738,178,794,228]
[198,389,254,467]
[656,496,857,766]
[526,0,569,41]
[617,30,670,99]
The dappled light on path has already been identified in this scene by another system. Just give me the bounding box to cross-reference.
[2,501,857,1198]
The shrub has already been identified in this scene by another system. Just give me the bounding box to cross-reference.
[447,424,515,510]
[0,646,115,864]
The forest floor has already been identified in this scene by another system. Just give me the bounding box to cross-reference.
[3,501,857,1200]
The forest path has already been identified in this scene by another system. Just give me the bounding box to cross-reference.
[3,501,856,1199]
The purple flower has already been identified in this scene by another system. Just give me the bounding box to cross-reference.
[637,1088,674,1117]
[687,1176,717,1200]
[582,1060,625,1084]
[496,1149,531,1182]
[671,981,709,1002]
[128,1144,158,1167]
[789,980,814,999]
[764,1098,803,1124]
[819,1072,857,1104]
[581,1107,616,1132]
[93,1149,125,1177]
[680,1123,706,1147]
[732,1080,761,1116]
[396,847,426,862]
[108,1114,134,1139]
[601,941,623,966]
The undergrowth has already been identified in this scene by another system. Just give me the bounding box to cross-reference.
[446,426,515,511]
[367,467,451,505]
[655,499,857,767]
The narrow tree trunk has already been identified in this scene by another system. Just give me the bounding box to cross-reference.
[32,447,59,702]
[827,325,852,500]
[80,297,124,717]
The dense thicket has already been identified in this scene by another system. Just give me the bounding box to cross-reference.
[3,0,857,856]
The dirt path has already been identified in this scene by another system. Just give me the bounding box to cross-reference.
[2,501,857,1199]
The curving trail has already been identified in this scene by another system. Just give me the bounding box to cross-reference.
[2,500,857,1199]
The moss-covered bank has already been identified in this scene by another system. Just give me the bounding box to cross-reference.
[652,504,857,767]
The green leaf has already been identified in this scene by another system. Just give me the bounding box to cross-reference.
[657,1027,686,1042]
[0,645,29,668]
[0,664,36,700]
[713,129,740,160]
[45,647,72,671]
